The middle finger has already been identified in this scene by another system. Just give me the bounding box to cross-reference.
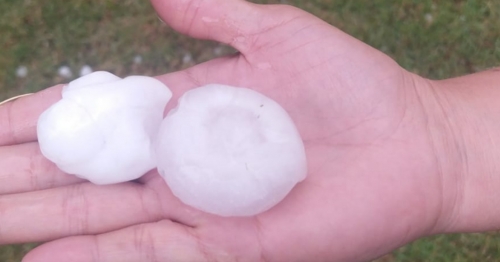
[0,142,84,195]
[0,182,164,245]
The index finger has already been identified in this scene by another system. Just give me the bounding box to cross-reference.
[0,85,63,146]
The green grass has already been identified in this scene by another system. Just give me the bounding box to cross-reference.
[377,233,500,262]
[0,244,37,262]
[0,0,231,100]
[1,0,499,261]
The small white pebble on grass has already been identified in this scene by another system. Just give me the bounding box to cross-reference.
[79,65,93,76]
[16,66,28,78]
[133,55,143,65]
[58,66,73,79]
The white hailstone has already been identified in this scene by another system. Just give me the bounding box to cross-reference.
[133,55,143,65]
[58,66,73,79]
[424,13,433,24]
[156,84,307,216]
[79,65,93,76]
[16,66,28,78]
[37,71,172,185]
[213,46,223,56]
[182,53,193,64]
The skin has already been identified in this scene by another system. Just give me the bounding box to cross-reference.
[0,0,499,261]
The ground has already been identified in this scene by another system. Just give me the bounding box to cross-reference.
[1,0,499,261]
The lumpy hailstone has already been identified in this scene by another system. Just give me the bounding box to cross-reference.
[156,84,307,216]
[37,71,172,185]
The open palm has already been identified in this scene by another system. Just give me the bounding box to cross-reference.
[0,1,447,261]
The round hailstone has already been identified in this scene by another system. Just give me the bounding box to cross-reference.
[37,71,172,185]
[58,66,73,79]
[133,55,143,65]
[16,66,28,78]
[156,84,307,216]
[79,65,93,76]
[182,52,193,64]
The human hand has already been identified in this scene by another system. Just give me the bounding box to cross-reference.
[1,0,459,261]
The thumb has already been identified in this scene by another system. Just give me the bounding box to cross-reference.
[150,0,302,54]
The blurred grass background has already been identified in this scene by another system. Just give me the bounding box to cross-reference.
[0,0,499,261]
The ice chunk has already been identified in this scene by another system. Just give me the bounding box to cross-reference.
[156,84,307,216]
[133,55,143,65]
[16,66,28,78]
[58,66,73,79]
[37,72,172,184]
[79,65,93,76]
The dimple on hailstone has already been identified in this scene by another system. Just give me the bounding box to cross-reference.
[156,84,307,217]
[37,71,172,185]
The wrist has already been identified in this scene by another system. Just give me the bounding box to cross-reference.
[422,68,500,234]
